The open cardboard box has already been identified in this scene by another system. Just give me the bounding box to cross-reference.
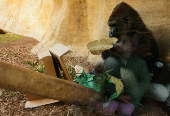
[25,43,72,108]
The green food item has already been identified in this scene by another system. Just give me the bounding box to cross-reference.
[75,71,124,100]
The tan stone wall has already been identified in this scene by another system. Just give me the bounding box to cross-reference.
[0,0,170,62]
[0,0,53,41]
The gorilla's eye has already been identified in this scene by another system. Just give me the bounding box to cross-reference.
[109,24,116,27]
[108,20,117,27]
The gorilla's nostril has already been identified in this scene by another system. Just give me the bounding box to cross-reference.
[109,27,115,38]
[109,32,112,37]
[109,32,113,38]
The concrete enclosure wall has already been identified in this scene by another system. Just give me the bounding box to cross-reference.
[0,0,170,62]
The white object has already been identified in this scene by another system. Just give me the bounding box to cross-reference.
[155,62,163,68]
[75,65,84,76]
[50,43,71,57]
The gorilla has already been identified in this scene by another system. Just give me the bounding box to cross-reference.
[91,2,161,79]
[107,2,159,59]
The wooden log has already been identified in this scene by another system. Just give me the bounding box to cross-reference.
[0,60,102,105]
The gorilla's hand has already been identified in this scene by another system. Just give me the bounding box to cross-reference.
[102,47,117,60]
[102,49,111,60]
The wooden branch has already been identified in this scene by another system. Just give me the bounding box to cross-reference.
[0,60,102,105]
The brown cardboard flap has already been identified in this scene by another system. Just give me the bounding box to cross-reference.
[25,98,59,108]
[42,56,57,77]
[50,51,71,81]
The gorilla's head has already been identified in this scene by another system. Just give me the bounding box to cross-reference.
[107,2,159,59]
[108,2,149,38]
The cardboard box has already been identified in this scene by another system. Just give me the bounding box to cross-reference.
[25,43,72,108]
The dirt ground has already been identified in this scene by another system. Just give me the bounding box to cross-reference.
[0,36,168,116]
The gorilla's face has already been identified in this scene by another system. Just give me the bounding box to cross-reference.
[107,2,142,39]
[108,20,119,38]
[108,17,135,39]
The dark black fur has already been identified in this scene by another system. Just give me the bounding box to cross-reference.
[91,2,161,79]
[107,2,159,59]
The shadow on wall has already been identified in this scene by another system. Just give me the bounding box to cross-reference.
[153,25,170,62]
[0,29,6,34]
